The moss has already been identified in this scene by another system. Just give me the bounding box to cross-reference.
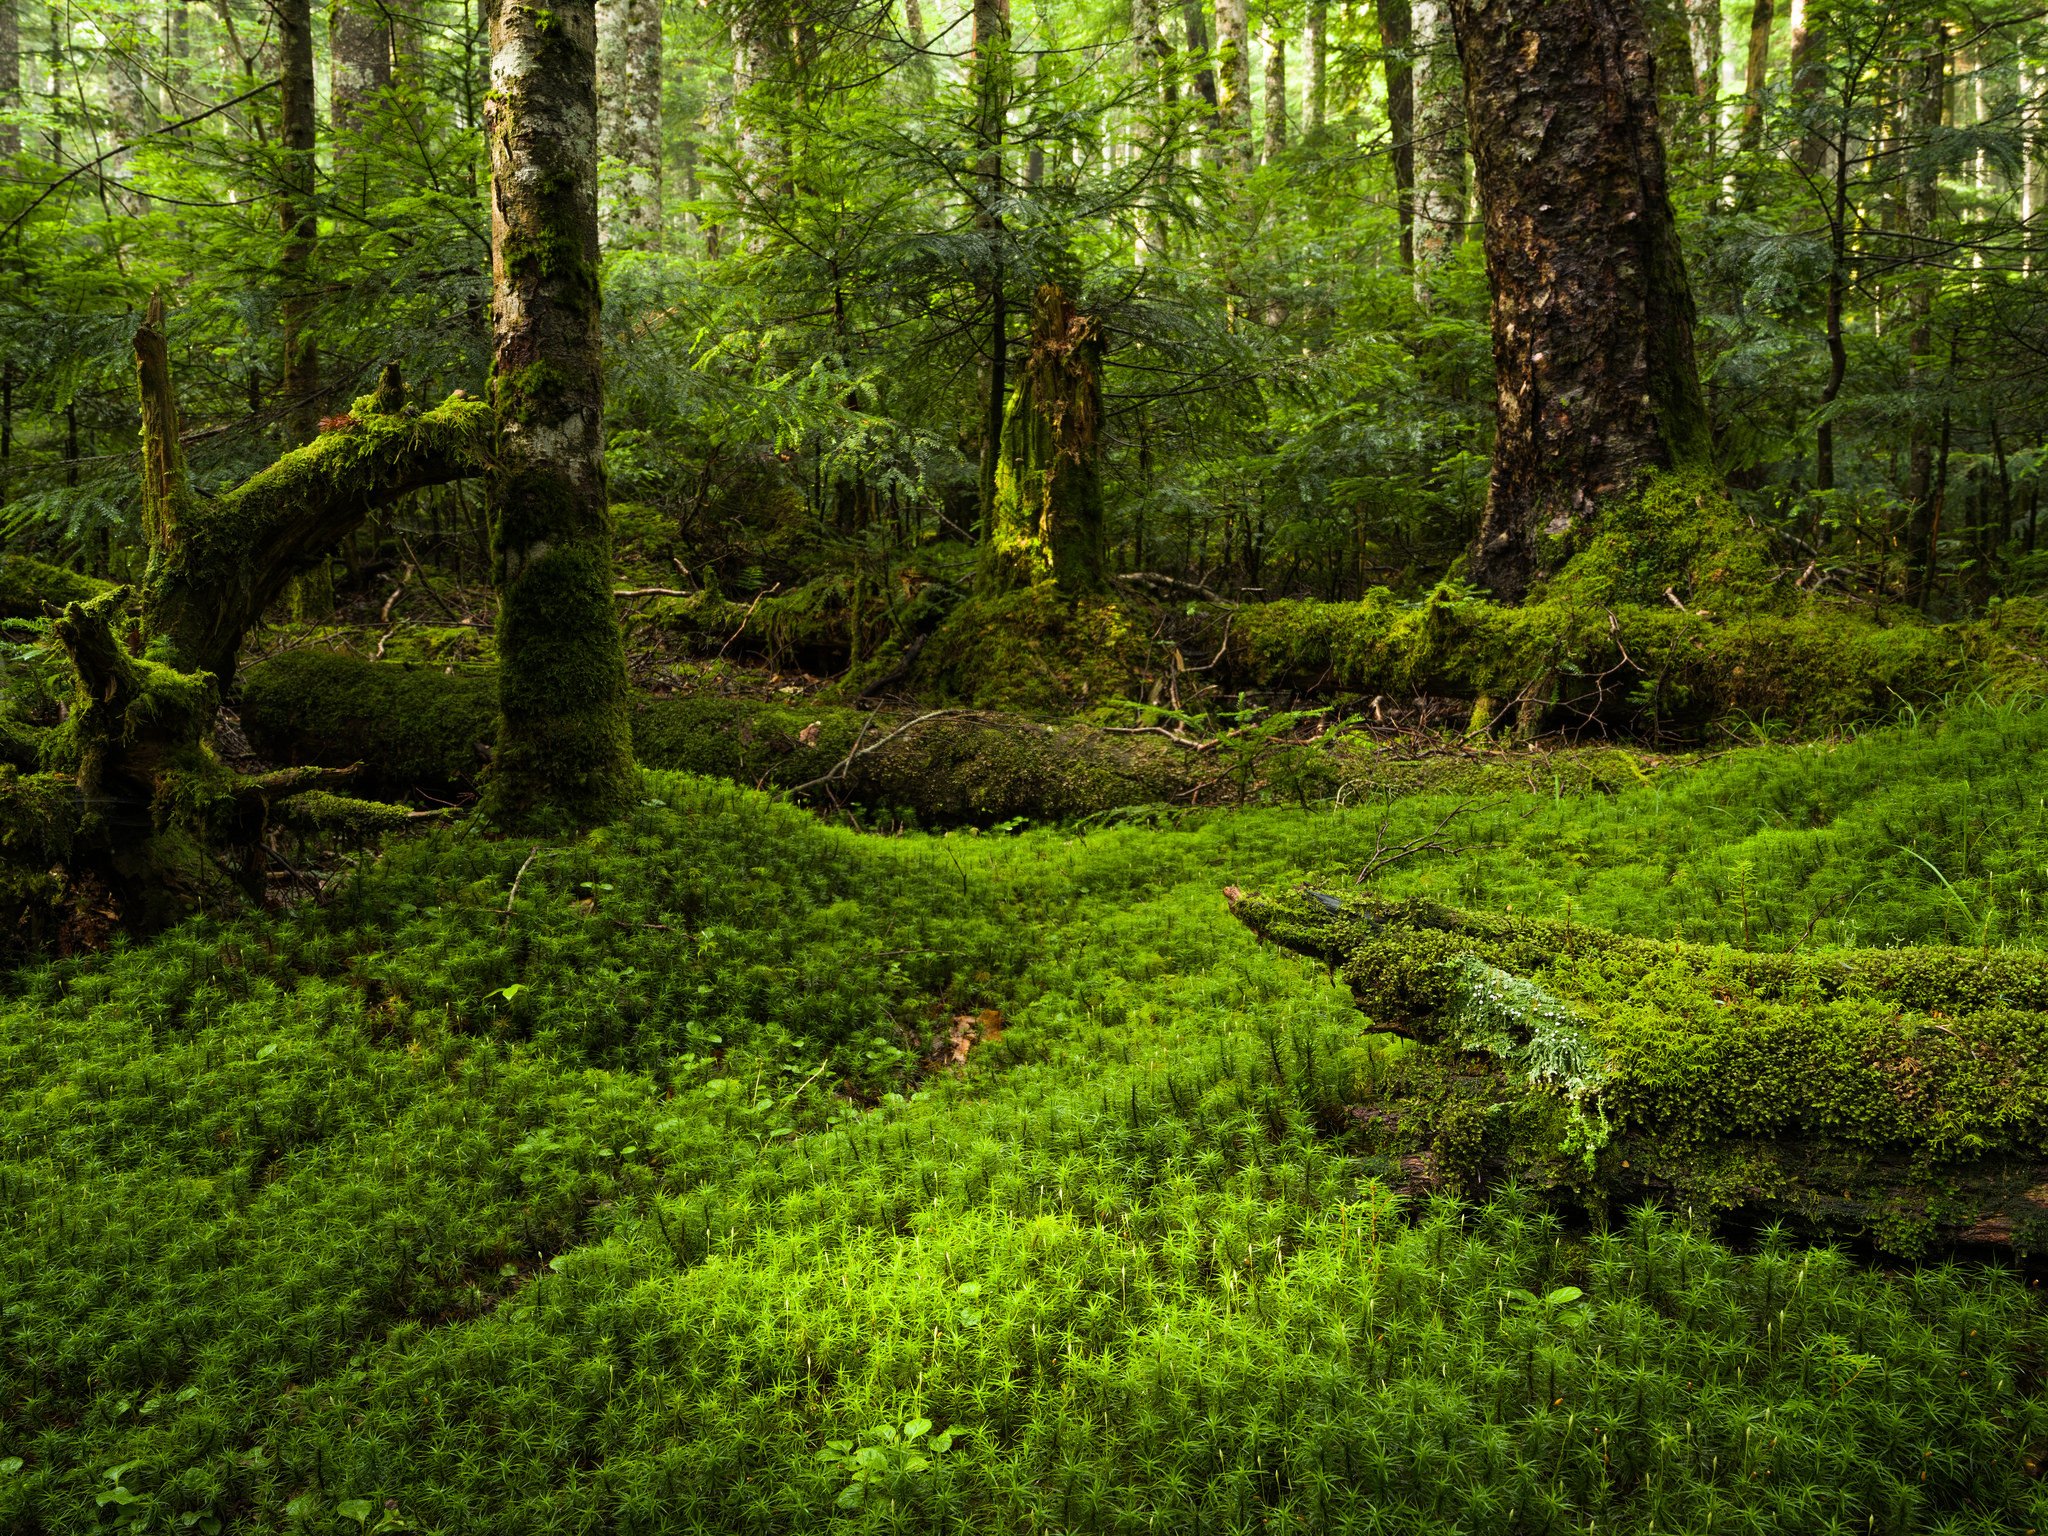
[0,557,115,620]
[240,650,499,794]
[1539,464,1777,611]
[910,587,1151,713]
[1235,886,2048,1243]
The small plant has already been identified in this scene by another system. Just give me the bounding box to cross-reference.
[815,1418,959,1509]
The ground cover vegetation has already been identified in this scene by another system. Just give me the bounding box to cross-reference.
[6,0,2048,1524]
[6,706,2048,1532]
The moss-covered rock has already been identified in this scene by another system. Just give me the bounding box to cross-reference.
[1233,887,2048,1252]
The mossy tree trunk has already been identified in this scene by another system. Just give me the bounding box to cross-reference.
[279,0,321,445]
[1453,0,1714,600]
[987,286,1109,593]
[483,0,635,826]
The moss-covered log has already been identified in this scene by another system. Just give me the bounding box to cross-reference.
[0,556,112,620]
[1231,887,2048,1254]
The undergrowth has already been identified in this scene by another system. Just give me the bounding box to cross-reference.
[5,699,2048,1532]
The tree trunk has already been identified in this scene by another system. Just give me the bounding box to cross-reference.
[1304,0,1326,132]
[1903,35,1945,607]
[483,0,635,825]
[1409,0,1464,305]
[0,0,17,162]
[1737,0,1772,154]
[1684,0,1720,156]
[279,0,320,445]
[108,24,156,213]
[972,0,1011,545]
[1454,0,1714,600]
[1380,0,1415,268]
[989,286,1108,592]
[597,0,662,247]
[1184,0,1220,148]
[331,0,392,209]
[732,5,778,237]
[1260,13,1286,163]
[1785,0,1828,172]
[1133,0,1174,259]
[1214,0,1253,174]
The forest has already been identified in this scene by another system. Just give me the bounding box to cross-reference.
[4,0,2048,1524]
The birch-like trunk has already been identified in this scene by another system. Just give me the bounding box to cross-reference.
[484,0,634,823]
[1132,0,1174,259]
[1260,13,1285,163]
[972,0,1011,542]
[597,0,662,247]
[1452,0,1714,599]
[279,0,320,444]
[1304,0,1325,133]
[1685,0,1720,155]
[1410,0,1464,305]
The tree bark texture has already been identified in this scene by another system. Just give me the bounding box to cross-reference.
[1304,0,1325,132]
[733,4,779,229]
[597,0,662,247]
[1214,0,1253,174]
[1410,0,1464,304]
[331,0,393,207]
[1738,0,1772,153]
[1380,0,1416,268]
[279,0,321,445]
[1260,15,1286,163]
[1453,0,1714,600]
[972,0,1011,543]
[484,0,635,824]
[0,0,17,162]
[1683,0,1720,154]
[989,287,1108,592]
[1132,0,1174,259]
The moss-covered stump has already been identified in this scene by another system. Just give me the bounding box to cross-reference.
[1231,886,2048,1254]
[1209,591,2048,736]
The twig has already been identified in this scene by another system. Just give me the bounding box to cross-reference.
[785,709,962,798]
[615,587,692,598]
[399,535,468,624]
[716,583,781,658]
[500,845,540,930]
[1355,794,1487,885]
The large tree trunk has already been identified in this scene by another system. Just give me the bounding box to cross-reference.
[972,0,1011,544]
[1454,0,1714,600]
[1380,0,1416,268]
[597,0,662,247]
[483,0,635,825]
[989,286,1109,592]
[331,0,393,209]
[279,0,321,445]
[0,0,17,162]
[1409,0,1464,306]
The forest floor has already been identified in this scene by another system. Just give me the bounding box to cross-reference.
[7,694,2048,1532]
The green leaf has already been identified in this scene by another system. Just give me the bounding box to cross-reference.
[1545,1286,1585,1307]
[903,1417,931,1440]
[338,1498,375,1526]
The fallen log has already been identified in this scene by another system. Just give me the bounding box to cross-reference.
[1229,886,2048,1255]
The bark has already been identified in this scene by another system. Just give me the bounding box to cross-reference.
[107,18,156,211]
[1785,0,1828,173]
[1683,0,1720,155]
[1184,0,1219,124]
[484,0,635,825]
[0,0,16,162]
[279,0,320,445]
[1380,0,1415,267]
[972,0,1011,543]
[330,0,392,208]
[989,286,1109,592]
[1409,0,1464,305]
[733,4,778,230]
[1132,0,1174,259]
[1214,0,1253,174]
[1738,0,1772,154]
[1260,13,1286,163]
[1903,36,1945,607]
[1305,0,1326,132]
[597,0,662,247]
[1453,0,1714,600]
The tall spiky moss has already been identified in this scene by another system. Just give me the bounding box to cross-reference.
[482,0,635,827]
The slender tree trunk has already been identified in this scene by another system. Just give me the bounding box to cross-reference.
[1738,0,1773,154]
[1786,0,1828,172]
[280,0,320,445]
[989,287,1108,591]
[39,4,59,161]
[108,22,156,212]
[1133,0,1174,259]
[331,0,392,209]
[0,0,16,162]
[1305,0,1326,132]
[1260,13,1286,162]
[1380,0,1415,267]
[1214,0,1253,174]
[1453,0,1714,599]
[973,0,1011,544]
[164,3,190,125]
[484,0,635,823]
[1410,0,1464,305]
[1184,0,1220,156]
[1685,0,1719,155]
[733,5,778,238]
[597,0,662,247]
[1816,136,1847,489]
[1903,34,1945,607]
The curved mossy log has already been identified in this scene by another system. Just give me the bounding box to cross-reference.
[1212,591,2048,735]
[143,384,491,686]
[0,557,113,620]
[1230,887,2048,1254]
